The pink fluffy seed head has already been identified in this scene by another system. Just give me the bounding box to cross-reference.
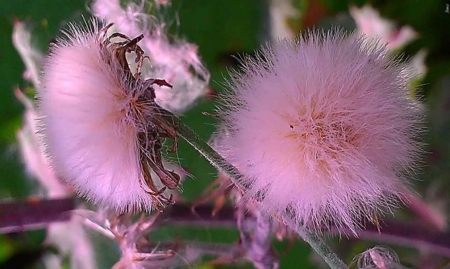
[38,18,178,212]
[216,29,424,234]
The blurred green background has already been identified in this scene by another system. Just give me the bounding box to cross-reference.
[1,0,450,268]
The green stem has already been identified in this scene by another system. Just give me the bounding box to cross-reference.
[282,216,348,269]
[174,118,348,269]
[302,233,348,269]
[174,118,243,183]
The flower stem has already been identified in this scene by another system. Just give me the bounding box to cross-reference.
[301,233,348,269]
[175,118,243,182]
[174,118,348,269]
[283,215,348,269]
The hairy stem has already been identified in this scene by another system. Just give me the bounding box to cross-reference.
[174,118,348,269]
[174,118,243,183]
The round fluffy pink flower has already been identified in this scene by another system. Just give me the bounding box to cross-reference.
[216,30,423,233]
[38,19,182,212]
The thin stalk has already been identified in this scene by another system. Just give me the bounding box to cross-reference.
[174,118,243,182]
[174,118,348,269]
[283,215,348,269]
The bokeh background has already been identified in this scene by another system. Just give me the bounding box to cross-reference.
[1,0,450,268]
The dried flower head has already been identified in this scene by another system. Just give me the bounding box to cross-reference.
[38,18,183,212]
[216,29,423,233]
[91,0,210,113]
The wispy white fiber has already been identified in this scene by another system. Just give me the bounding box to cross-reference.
[91,0,210,113]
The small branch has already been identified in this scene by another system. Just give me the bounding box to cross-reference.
[402,192,447,231]
[1,198,450,258]
[330,220,450,258]
[166,204,450,258]
[138,241,243,259]
[0,197,75,233]
[159,204,236,227]
[130,241,244,268]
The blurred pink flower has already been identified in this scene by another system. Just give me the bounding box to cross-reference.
[350,5,416,50]
[12,20,43,86]
[15,89,70,198]
[13,21,70,198]
[216,30,423,233]
[268,0,300,40]
[13,21,96,269]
